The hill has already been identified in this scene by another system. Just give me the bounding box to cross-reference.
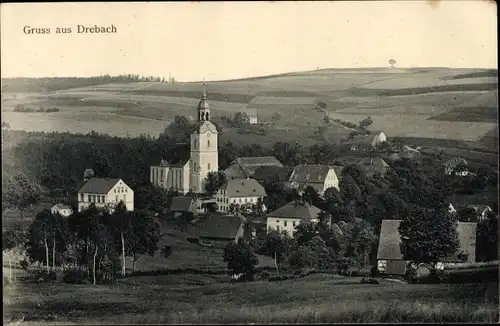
[1,67,497,148]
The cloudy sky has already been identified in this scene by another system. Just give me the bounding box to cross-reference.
[1,1,497,81]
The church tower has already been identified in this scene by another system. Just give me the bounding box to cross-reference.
[190,86,219,194]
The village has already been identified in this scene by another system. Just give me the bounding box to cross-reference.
[3,87,498,291]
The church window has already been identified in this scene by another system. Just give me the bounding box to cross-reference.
[207,139,211,147]
[208,163,211,170]
[194,139,197,149]
[194,162,197,171]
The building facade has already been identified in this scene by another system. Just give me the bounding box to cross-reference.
[51,204,73,217]
[286,164,342,196]
[266,200,325,236]
[216,178,267,213]
[150,88,219,194]
[77,178,134,212]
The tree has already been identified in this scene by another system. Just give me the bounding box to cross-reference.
[3,223,27,282]
[316,101,328,110]
[389,59,396,68]
[127,210,161,272]
[223,241,259,280]
[476,213,498,262]
[399,205,459,265]
[25,209,57,273]
[134,185,172,216]
[3,173,42,219]
[288,246,318,270]
[359,116,373,129]
[204,171,227,197]
[347,131,358,141]
[342,219,377,268]
[294,221,318,246]
[233,112,250,127]
[257,229,293,275]
[271,112,282,122]
[109,201,130,276]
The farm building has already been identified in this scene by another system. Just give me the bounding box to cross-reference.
[51,204,73,217]
[443,157,468,176]
[266,200,329,235]
[245,107,259,124]
[349,132,387,152]
[198,213,247,247]
[252,165,295,185]
[286,164,342,195]
[224,156,284,180]
[216,178,267,213]
[358,157,391,177]
[77,178,134,212]
[376,219,477,276]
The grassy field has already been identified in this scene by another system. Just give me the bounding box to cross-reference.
[1,67,497,147]
[3,274,498,324]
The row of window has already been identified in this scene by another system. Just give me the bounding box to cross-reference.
[80,194,127,203]
[193,162,211,171]
[114,186,128,193]
[193,139,211,148]
[274,220,296,228]
[217,197,260,204]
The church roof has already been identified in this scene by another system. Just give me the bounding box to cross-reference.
[198,87,209,110]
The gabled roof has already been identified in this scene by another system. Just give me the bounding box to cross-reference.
[78,178,121,194]
[224,164,249,179]
[245,108,258,117]
[52,204,72,210]
[289,165,331,184]
[221,178,267,198]
[358,157,390,176]
[350,134,376,146]
[233,156,283,168]
[199,213,246,240]
[267,201,323,220]
[377,219,477,262]
[252,166,294,182]
[170,196,196,212]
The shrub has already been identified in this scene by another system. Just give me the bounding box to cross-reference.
[260,270,270,280]
[33,270,57,283]
[19,259,29,270]
[360,277,380,284]
[62,268,89,284]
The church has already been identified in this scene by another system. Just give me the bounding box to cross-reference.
[150,87,219,194]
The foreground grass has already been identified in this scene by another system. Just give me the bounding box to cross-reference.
[3,274,498,324]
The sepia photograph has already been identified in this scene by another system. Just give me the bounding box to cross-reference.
[1,1,498,324]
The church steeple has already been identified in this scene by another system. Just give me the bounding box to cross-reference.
[198,84,210,121]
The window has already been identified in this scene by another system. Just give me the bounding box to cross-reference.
[97,196,101,203]
[194,139,197,149]
[102,195,105,203]
[125,188,127,192]
[208,163,211,170]
[80,194,84,202]
[194,162,197,171]
[87,195,91,202]
[276,220,280,224]
[115,195,119,202]
[284,221,288,227]
[244,198,247,203]
[114,189,116,193]
[238,198,242,203]
[292,221,296,227]
[92,195,96,202]
[208,139,211,147]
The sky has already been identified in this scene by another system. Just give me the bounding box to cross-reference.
[1,1,497,81]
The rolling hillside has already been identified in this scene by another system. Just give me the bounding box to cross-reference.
[1,67,498,147]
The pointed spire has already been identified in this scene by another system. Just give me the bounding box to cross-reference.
[202,83,207,99]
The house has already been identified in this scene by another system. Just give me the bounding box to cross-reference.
[252,165,294,185]
[349,132,387,152]
[466,205,493,221]
[198,213,247,247]
[216,178,267,213]
[266,200,328,236]
[443,157,468,176]
[286,164,342,195]
[169,196,198,218]
[51,204,73,217]
[77,178,134,212]
[150,87,219,194]
[246,108,259,124]
[224,156,284,180]
[376,219,477,275]
[448,203,457,215]
[358,157,391,177]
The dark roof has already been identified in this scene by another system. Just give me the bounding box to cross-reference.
[252,166,294,182]
[78,178,121,194]
[358,157,390,176]
[377,219,477,262]
[170,196,196,212]
[233,156,283,167]
[199,213,246,240]
[165,143,191,167]
[466,205,492,213]
[224,164,249,179]
[289,165,331,184]
[350,134,375,146]
[443,157,468,168]
[221,178,267,197]
[267,201,323,220]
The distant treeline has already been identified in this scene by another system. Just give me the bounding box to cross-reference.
[1,74,174,93]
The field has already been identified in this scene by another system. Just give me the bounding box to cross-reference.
[1,67,497,148]
[3,274,498,324]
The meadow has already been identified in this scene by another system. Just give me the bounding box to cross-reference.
[3,274,498,324]
[1,67,497,148]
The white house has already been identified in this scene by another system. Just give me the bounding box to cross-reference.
[51,204,73,217]
[349,132,387,152]
[443,158,469,176]
[77,178,134,212]
[216,178,267,213]
[246,108,259,124]
[467,205,493,221]
[150,87,219,194]
[286,164,342,196]
[266,200,327,236]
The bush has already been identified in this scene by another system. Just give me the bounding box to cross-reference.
[19,259,29,270]
[62,268,89,284]
[260,270,270,280]
[360,277,380,284]
[32,270,57,283]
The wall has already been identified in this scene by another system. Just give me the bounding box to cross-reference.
[266,216,318,236]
